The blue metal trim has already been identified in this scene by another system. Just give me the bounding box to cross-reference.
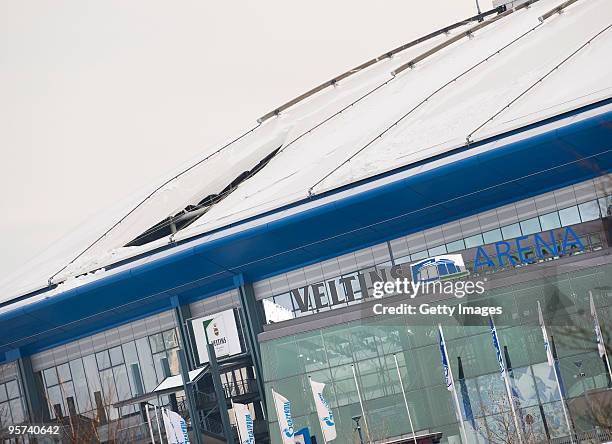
[1,103,611,361]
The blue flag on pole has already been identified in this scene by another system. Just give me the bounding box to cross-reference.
[438,326,453,391]
[489,317,506,378]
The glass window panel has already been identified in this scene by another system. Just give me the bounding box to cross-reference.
[60,380,76,413]
[273,293,294,312]
[0,400,11,425]
[166,350,180,376]
[43,367,59,387]
[598,196,612,217]
[531,362,560,403]
[446,239,466,253]
[112,366,132,402]
[558,206,580,227]
[501,223,521,240]
[82,354,102,410]
[5,380,19,399]
[542,401,572,438]
[8,398,24,423]
[149,333,165,353]
[163,329,179,349]
[410,250,428,261]
[154,353,169,380]
[539,211,561,231]
[519,217,541,236]
[482,229,503,244]
[57,363,71,383]
[46,385,64,419]
[109,346,124,366]
[69,359,92,414]
[428,244,447,257]
[99,368,118,405]
[122,341,139,366]
[509,366,538,408]
[476,373,508,415]
[465,234,484,248]
[521,405,548,443]
[135,337,159,391]
[0,384,6,402]
[96,350,111,370]
[578,200,600,222]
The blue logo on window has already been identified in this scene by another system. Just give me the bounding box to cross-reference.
[411,254,469,283]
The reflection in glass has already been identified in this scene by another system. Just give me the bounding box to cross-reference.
[501,223,521,240]
[558,206,580,227]
[539,212,561,231]
[578,200,600,222]
[520,217,541,236]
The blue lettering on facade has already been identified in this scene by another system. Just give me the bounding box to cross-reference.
[474,227,585,272]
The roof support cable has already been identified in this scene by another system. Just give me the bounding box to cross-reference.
[46,4,545,286]
[257,5,508,123]
[48,123,262,285]
[466,22,612,143]
[392,6,518,76]
[47,8,516,285]
[539,0,582,22]
[308,18,545,196]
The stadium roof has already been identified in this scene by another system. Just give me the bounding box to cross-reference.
[1,0,611,358]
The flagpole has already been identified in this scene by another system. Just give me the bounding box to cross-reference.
[538,301,575,444]
[153,405,165,444]
[590,291,612,383]
[145,404,156,444]
[489,317,523,444]
[231,399,244,444]
[308,376,329,444]
[351,364,372,444]
[392,354,418,444]
[438,324,468,444]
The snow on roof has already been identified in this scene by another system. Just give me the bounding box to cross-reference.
[1,0,611,306]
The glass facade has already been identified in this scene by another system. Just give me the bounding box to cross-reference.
[260,264,612,444]
[37,327,180,422]
[261,195,609,323]
[0,363,27,429]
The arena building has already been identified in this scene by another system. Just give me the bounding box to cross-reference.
[1,0,612,442]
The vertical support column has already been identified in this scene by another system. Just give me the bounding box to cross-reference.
[170,296,204,444]
[11,349,46,423]
[203,332,235,444]
[234,275,267,413]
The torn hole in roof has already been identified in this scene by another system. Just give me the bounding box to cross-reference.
[125,146,282,247]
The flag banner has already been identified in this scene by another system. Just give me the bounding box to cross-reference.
[309,379,337,441]
[162,408,191,444]
[234,402,255,444]
[489,317,506,378]
[459,376,476,430]
[590,294,606,358]
[538,302,555,366]
[272,389,295,444]
[438,325,453,391]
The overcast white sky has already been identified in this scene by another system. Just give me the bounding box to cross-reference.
[0,0,493,281]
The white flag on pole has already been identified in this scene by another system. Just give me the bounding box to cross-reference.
[537,301,555,366]
[590,294,606,358]
[272,389,295,444]
[233,402,255,444]
[162,408,191,444]
[309,379,337,442]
